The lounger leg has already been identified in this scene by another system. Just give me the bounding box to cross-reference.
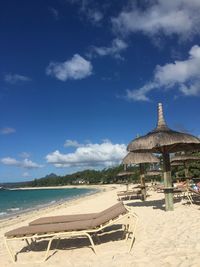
[128,213,138,253]
[4,238,16,263]
[128,235,135,253]
[186,191,193,205]
[42,237,55,262]
[25,239,30,246]
[85,233,96,254]
[122,224,128,240]
[125,226,130,241]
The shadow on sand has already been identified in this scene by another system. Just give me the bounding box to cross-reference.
[126,198,182,211]
[18,225,128,261]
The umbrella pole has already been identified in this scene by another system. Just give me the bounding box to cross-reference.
[124,164,129,191]
[139,163,146,201]
[184,163,189,189]
[163,153,174,211]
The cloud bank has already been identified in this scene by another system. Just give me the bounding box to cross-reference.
[46,140,127,168]
[1,157,43,169]
[126,45,200,101]
[112,1,200,39]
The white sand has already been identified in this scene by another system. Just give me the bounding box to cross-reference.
[0,184,200,267]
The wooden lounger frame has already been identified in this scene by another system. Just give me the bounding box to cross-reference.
[4,205,138,264]
[173,187,197,205]
[117,190,141,201]
[187,187,200,204]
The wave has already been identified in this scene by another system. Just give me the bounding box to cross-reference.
[7,208,20,212]
[0,212,7,216]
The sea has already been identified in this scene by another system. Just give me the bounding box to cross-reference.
[0,187,97,219]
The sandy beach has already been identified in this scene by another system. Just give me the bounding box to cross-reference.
[0,184,200,267]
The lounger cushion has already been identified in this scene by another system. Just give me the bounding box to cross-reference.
[29,213,98,226]
[91,203,127,228]
[5,219,93,237]
[5,202,128,238]
[99,202,124,216]
[29,202,124,226]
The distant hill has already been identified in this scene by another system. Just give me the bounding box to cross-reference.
[44,173,58,178]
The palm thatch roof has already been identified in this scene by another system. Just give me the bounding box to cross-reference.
[117,171,134,177]
[145,170,162,176]
[171,161,184,167]
[122,152,159,165]
[171,154,200,163]
[128,103,200,154]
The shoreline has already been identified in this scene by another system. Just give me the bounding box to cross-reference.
[0,184,113,229]
[0,184,200,266]
[9,184,103,190]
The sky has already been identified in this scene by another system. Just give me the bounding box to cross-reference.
[1,0,200,182]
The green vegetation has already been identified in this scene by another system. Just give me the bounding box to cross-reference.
[171,151,200,180]
[29,165,140,187]
[1,152,200,188]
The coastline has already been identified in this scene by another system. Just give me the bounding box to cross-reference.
[10,184,103,190]
[0,184,112,229]
[1,184,200,267]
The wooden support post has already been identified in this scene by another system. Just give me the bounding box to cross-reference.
[124,164,129,191]
[139,164,146,201]
[184,163,189,188]
[163,153,174,211]
[124,164,127,171]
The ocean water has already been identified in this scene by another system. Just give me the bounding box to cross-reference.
[0,188,97,218]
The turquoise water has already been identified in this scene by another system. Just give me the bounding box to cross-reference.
[0,188,96,218]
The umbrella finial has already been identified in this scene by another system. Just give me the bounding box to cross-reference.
[157,103,167,129]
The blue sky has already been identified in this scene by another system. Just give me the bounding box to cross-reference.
[1,0,200,182]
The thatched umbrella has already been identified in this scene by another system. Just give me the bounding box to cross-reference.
[122,152,159,200]
[127,103,200,211]
[117,171,135,177]
[117,171,134,191]
[171,161,184,181]
[171,154,200,186]
[145,170,162,176]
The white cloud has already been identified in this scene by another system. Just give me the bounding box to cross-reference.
[126,83,155,102]
[22,172,30,178]
[66,0,103,24]
[0,127,16,135]
[90,38,128,59]
[22,159,43,169]
[46,141,127,168]
[4,74,31,84]
[46,54,93,81]
[87,10,103,23]
[126,45,200,101]
[49,7,59,20]
[64,139,82,148]
[1,157,43,169]
[112,1,200,39]
[19,152,31,158]
[1,157,19,166]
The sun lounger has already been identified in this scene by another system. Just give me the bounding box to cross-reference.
[188,187,200,204]
[29,203,122,226]
[173,187,186,197]
[4,202,138,263]
[117,189,141,200]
